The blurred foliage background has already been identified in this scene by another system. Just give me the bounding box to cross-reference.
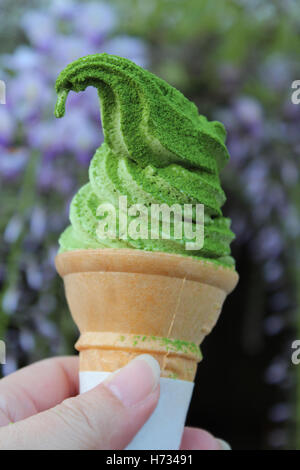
[0,0,300,450]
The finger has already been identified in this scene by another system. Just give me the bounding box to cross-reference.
[180,427,228,450]
[0,354,160,450]
[0,356,79,426]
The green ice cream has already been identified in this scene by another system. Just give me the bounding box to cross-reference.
[55,53,235,267]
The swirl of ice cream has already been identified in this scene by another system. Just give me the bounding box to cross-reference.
[55,53,235,266]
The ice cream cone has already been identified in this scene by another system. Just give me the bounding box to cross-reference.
[56,248,238,381]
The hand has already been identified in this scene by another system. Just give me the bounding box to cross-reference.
[0,355,229,450]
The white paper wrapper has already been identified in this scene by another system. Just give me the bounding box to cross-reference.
[80,371,194,450]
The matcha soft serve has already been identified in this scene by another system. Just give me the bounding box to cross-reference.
[55,53,235,267]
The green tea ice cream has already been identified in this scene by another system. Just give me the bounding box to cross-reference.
[55,53,235,267]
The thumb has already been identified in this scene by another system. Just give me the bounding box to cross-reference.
[0,355,160,450]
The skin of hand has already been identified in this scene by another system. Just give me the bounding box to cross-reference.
[0,355,229,450]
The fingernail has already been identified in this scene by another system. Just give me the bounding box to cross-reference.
[104,354,160,407]
[216,438,232,450]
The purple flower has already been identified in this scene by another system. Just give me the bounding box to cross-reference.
[66,86,100,121]
[62,109,101,161]
[49,35,97,70]
[242,160,268,200]
[269,403,291,423]
[22,12,56,51]
[264,358,288,385]
[36,163,55,190]
[104,36,149,68]
[19,330,35,352]
[50,0,78,20]
[26,262,44,290]
[4,46,44,73]
[3,214,23,243]
[73,2,117,43]
[2,356,18,376]
[253,227,283,261]
[10,73,53,122]
[37,163,74,195]
[264,315,284,336]
[233,96,263,136]
[227,136,250,162]
[26,120,65,159]
[30,206,47,241]
[53,109,101,161]
[35,318,59,341]
[263,260,283,283]
[0,147,28,180]
[2,287,20,314]
[27,110,101,162]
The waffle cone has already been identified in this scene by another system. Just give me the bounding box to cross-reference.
[56,249,238,381]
